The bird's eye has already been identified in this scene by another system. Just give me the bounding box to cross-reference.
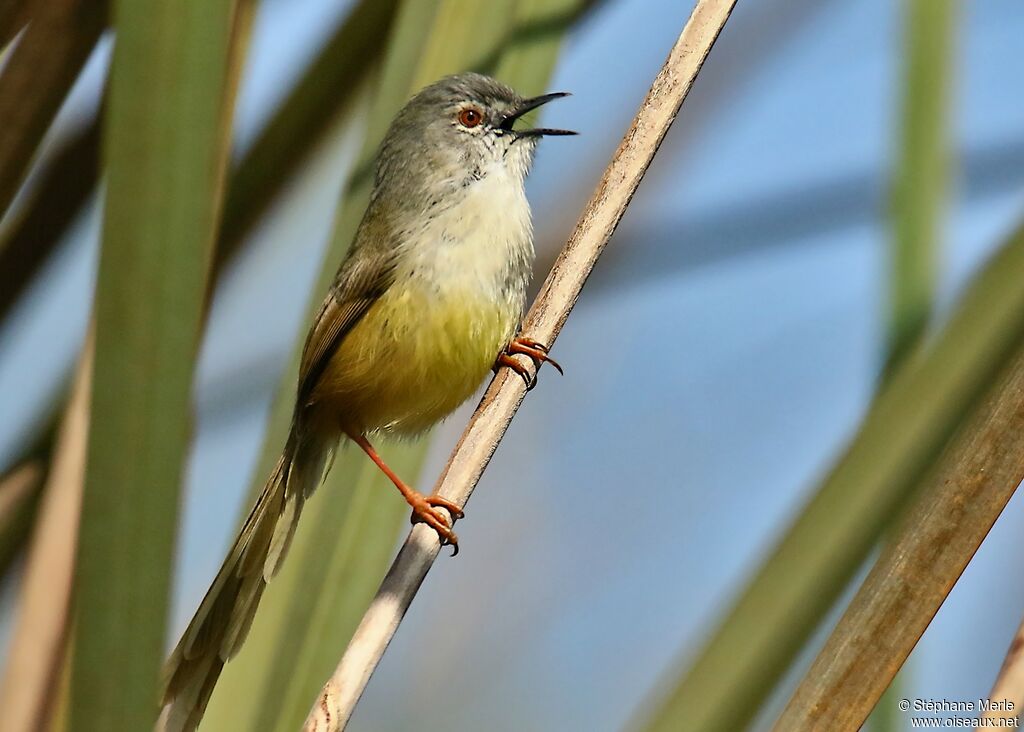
[458,108,483,128]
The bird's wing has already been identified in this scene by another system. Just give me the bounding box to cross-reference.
[296,243,398,404]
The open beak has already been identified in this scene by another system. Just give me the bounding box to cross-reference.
[500,92,577,137]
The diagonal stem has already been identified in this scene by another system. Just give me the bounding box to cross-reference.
[300,1,739,730]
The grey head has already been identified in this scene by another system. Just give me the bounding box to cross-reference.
[371,73,574,212]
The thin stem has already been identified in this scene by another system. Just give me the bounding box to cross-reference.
[300,1,739,729]
[0,335,92,732]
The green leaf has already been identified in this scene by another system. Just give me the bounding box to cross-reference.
[69,0,242,728]
[885,0,954,372]
[204,1,593,729]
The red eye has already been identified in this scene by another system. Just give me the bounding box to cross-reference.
[458,108,482,128]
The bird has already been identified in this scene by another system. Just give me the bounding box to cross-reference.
[159,72,574,731]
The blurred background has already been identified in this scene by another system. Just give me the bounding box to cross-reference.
[2,0,1024,730]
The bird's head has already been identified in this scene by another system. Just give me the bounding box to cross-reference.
[376,72,575,193]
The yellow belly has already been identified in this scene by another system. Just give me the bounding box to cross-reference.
[311,284,519,436]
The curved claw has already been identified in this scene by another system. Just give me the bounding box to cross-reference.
[409,494,463,556]
[510,338,564,375]
[495,337,562,390]
[425,494,465,520]
[509,341,565,374]
[496,353,537,390]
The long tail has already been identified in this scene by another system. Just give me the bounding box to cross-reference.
[160,427,331,732]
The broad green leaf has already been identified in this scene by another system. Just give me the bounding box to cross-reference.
[69,0,242,728]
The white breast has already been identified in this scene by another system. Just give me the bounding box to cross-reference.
[399,159,534,300]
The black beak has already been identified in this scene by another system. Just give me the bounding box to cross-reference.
[500,91,577,137]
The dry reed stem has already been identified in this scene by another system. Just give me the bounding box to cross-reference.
[0,336,92,732]
[301,1,739,729]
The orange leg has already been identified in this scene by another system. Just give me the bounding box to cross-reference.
[495,336,563,390]
[347,432,464,555]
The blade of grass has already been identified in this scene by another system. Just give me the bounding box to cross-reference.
[205,1,598,728]
[303,3,739,728]
[68,0,242,728]
[638,214,1024,732]
[770,223,1024,728]
[0,0,104,224]
[873,681,907,732]
[0,337,91,732]
[885,0,954,373]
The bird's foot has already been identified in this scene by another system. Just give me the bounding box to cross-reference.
[495,337,563,390]
[408,492,464,555]
[346,431,465,556]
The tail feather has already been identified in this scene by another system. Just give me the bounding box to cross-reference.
[263,484,302,579]
[160,430,329,732]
